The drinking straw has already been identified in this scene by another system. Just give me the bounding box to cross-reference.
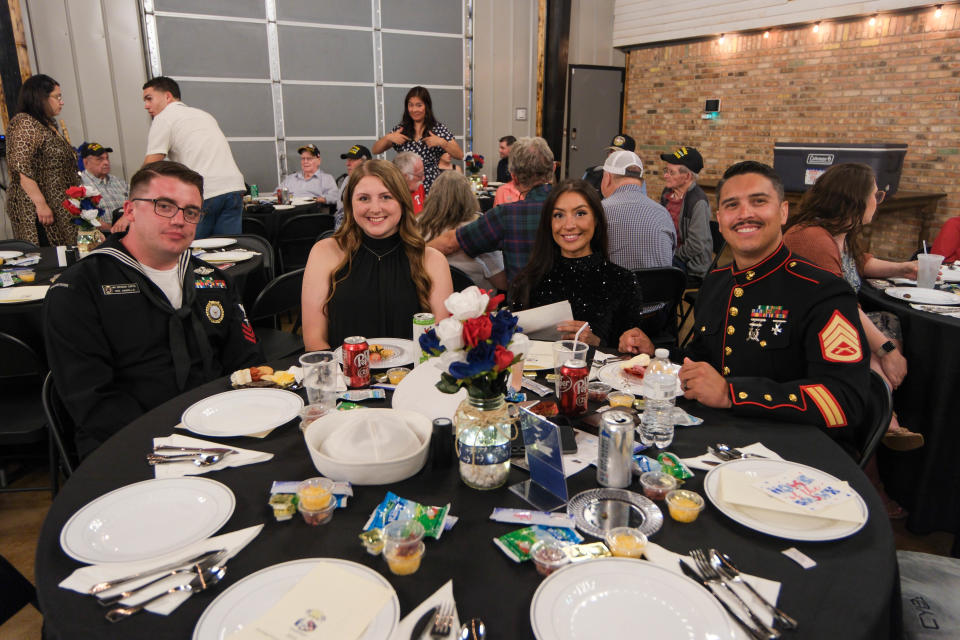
[923,240,928,254]
[573,322,590,351]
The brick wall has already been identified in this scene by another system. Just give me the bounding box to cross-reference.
[625,6,960,259]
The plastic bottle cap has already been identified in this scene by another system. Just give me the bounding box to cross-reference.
[654,348,669,359]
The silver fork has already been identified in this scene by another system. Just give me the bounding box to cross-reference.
[690,549,780,640]
[710,549,798,630]
[430,602,455,637]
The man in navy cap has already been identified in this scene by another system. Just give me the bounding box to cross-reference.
[582,133,646,196]
[278,143,339,204]
[334,144,372,227]
[80,142,128,230]
[660,146,712,286]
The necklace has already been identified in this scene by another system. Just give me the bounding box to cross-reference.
[362,242,401,262]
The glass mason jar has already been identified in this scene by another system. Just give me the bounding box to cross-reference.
[454,394,512,490]
[76,228,102,256]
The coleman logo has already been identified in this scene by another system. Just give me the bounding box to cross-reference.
[806,153,835,165]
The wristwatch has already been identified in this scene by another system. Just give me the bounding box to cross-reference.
[877,340,896,357]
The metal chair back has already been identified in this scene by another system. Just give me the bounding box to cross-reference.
[856,370,894,468]
[277,214,335,272]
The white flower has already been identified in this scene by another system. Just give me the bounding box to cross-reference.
[435,317,464,352]
[508,333,531,358]
[83,185,102,198]
[444,286,489,321]
[80,210,102,227]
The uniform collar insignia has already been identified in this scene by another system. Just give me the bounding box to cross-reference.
[732,243,790,286]
[194,266,214,275]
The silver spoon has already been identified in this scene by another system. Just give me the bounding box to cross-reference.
[711,443,766,460]
[146,452,226,467]
[105,565,226,622]
[458,619,486,640]
[97,550,229,606]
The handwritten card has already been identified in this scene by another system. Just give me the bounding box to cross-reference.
[754,470,855,514]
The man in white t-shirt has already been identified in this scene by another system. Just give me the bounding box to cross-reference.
[142,76,245,239]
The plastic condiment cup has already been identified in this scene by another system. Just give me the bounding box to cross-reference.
[530,539,569,576]
[297,477,333,510]
[666,489,705,523]
[383,519,425,558]
[603,527,648,558]
[384,540,425,575]
[386,367,410,385]
[587,382,612,402]
[608,391,634,408]
[16,269,35,283]
[639,471,678,500]
[298,498,335,526]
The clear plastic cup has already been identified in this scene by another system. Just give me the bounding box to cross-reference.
[553,339,589,395]
[587,382,612,403]
[299,351,338,412]
[604,527,648,558]
[530,539,569,576]
[383,519,425,557]
[639,471,678,500]
[387,367,410,384]
[608,391,634,408]
[917,254,944,289]
[298,499,335,526]
[297,477,333,510]
[384,541,425,575]
[666,489,705,523]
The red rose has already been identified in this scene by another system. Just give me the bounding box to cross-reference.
[91,195,102,205]
[62,199,82,215]
[486,292,505,312]
[494,345,514,371]
[462,315,492,347]
[65,186,86,199]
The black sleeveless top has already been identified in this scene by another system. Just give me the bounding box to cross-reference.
[326,233,423,347]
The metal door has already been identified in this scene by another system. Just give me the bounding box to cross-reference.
[565,65,625,180]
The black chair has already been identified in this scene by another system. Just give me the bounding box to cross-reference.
[317,229,336,241]
[0,554,37,625]
[277,214,335,273]
[450,265,476,292]
[0,332,53,495]
[242,215,270,240]
[41,373,77,488]
[250,269,306,360]
[854,370,894,468]
[0,239,40,253]
[631,267,687,351]
[679,220,727,347]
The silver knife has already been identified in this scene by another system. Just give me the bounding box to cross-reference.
[679,560,771,640]
[409,605,439,640]
[88,548,227,595]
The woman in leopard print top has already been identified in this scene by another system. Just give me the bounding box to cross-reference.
[5,74,80,246]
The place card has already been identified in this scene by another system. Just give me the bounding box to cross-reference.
[229,564,392,640]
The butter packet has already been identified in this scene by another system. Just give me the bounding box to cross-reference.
[338,389,386,402]
[493,525,583,563]
[363,491,451,540]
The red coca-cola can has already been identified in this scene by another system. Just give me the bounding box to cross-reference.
[342,336,370,388]
[558,358,588,415]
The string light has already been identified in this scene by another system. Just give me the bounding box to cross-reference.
[763,30,770,39]
[813,22,820,33]
[719,33,725,44]
[869,14,877,26]
[935,5,943,18]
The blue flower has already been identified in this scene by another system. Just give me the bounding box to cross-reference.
[489,309,519,347]
[419,329,445,356]
[449,341,495,379]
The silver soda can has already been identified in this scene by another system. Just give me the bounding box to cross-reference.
[412,312,435,366]
[597,410,635,488]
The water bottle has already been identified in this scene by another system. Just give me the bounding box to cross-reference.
[640,348,677,449]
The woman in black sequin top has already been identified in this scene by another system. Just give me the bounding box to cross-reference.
[510,179,646,348]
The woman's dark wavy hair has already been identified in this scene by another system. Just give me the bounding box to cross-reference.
[509,179,609,308]
[398,86,437,138]
[16,74,59,126]
[784,162,876,270]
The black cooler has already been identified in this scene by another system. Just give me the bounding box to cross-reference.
[773,142,908,195]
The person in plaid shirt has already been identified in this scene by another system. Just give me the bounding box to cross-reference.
[79,142,128,231]
[428,136,555,285]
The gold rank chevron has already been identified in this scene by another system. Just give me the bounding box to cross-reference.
[802,384,848,428]
[818,310,862,363]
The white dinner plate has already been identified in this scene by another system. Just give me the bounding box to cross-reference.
[60,477,234,564]
[334,338,415,369]
[884,286,960,305]
[530,558,734,640]
[193,558,399,640]
[197,251,256,264]
[392,358,465,421]
[290,196,316,205]
[0,250,24,259]
[704,458,869,541]
[0,285,49,304]
[273,204,295,211]
[940,264,960,283]
[596,361,682,397]
[181,388,304,437]
[191,238,236,250]
[488,181,504,187]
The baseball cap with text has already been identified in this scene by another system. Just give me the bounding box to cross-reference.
[607,134,636,152]
[340,145,372,160]
[79,142,113,158]
[297,144,321,156]
[659,146,704,173]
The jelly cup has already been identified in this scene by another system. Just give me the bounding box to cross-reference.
[587,382,612,403]
[297,477,334,510]
[639,470,678,501]
[604,527,648,558]
[666,489,705,523]
[298,499,335,526]
[383,519,425,558]
[608,391,634,408]
[530,539,569,577]
[384,540,425,575]
[387,367,411,385]
[16,269,35,283]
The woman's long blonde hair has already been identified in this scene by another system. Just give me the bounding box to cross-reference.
[327,159,432,311]
[417,170,481,241]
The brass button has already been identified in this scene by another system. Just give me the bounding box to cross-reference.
[738,391,748,399]
[745,270,755,280]
[727,325,735,335]
[764,394,772,401]
[789,261,797,267]
[723,366,731,375]
[788,393,798,402]
[760,340,767,347]
[724,346,732,355]
[733,287,744,298]
[729,307,739,317]
[700,325,706,332]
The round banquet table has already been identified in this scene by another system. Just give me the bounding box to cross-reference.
[35,375,900,639]
[859,283,960,555]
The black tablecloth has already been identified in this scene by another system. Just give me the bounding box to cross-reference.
[859,284,960,552]
[0,247,65,354]
[35,376,899,639]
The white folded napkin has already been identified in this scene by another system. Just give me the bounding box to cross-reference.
[643,542,780,636]
[682,442,782,471]
[717,467,865,524]
[389,579,460,640]
[59,524,263,616]
[589,350,615,381]
[151,434,273,478]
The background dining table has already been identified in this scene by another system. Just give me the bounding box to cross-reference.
[859,282,960,557]
[34,368,900,640]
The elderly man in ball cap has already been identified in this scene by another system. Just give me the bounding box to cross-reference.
[582,133,647,196]
[79,142,128,231]
[660,146,712,286]
[334,144,372,227]
[278,143,339,204]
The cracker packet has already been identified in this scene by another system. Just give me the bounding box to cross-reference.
[493,525,583,563]
[362,491,452,540]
